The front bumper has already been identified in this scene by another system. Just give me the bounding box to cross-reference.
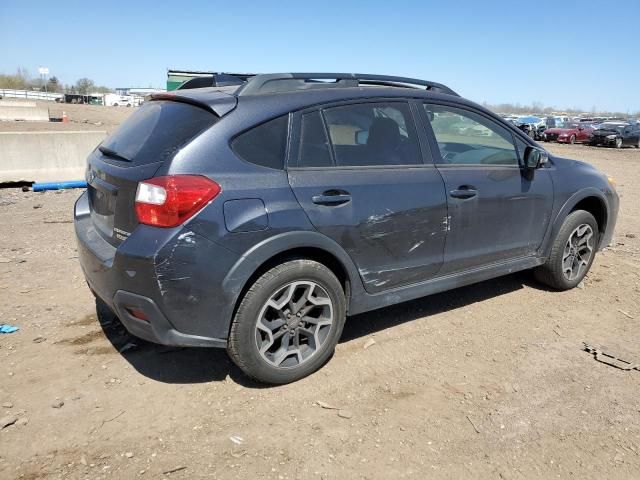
[600,188,620,250]
[74,191,239,347]
[591,137,617,146]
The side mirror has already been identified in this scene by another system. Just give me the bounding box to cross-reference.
[523,146,548,179]
[355,130,368,145]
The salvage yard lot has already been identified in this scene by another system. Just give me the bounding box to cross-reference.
[1,143,639,479]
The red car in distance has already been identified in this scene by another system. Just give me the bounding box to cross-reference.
[543,122,596,144]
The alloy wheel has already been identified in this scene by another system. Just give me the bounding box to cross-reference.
[255,281,334,368]
[562,224,594,281]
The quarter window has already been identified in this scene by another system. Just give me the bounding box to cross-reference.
[232,115,288,170]
[322,103,422,167]
[424,104,519,166]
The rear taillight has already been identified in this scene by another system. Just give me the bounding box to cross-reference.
[135,175,221,228]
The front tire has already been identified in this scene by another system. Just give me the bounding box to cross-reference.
[534,210,598,290]
[227,259,346,384]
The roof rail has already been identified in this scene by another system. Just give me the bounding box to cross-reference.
[235,73,459,97]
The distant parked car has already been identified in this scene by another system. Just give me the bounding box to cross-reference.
[516,116,545,139]
[104,93,134,107]
[589,122,640,148]
[543,122,596,144]
[545,116,570,129]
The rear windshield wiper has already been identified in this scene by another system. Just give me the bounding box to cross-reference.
[98,145,131,162]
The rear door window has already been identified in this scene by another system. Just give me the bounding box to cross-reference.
[232,115,289,170]
[298,111,333,167]
[322,102,422,167]
[100,101,217,166]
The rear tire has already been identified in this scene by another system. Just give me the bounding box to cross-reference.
[227,259,346,384]
[534,210,598,290]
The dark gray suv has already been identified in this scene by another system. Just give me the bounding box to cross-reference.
[75,73,619,384]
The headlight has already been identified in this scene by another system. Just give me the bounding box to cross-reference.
[606,134,617,139]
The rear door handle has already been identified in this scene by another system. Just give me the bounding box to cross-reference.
[311,192,352,206]
[449,186,478,199]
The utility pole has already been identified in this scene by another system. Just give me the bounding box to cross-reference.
[38,66,49,94]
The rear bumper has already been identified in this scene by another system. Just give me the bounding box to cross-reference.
[74,191,239,347]
[111,291,226,347]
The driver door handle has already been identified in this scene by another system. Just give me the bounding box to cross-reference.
[450,185,478,199]
[312,191,352,206]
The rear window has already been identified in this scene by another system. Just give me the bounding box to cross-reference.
[232,115,289,170]
[100,101,217,165]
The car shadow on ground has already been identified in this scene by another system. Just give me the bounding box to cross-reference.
[340,270,539,343]
[96,271,539,387]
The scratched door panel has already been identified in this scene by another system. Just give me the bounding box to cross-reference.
[288,167,448,293]
[436,166,554,275]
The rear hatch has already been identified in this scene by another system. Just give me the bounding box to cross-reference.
[86,99,221,246]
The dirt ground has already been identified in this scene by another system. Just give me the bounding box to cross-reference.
[0,101,134,133]
[1,140,639,480]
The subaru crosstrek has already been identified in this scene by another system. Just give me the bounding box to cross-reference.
[75,73,619,384]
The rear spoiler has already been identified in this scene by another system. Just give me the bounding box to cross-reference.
[149,88,238,117]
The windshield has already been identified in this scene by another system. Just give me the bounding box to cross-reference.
[598,123,625,131]
[100,101,217,165]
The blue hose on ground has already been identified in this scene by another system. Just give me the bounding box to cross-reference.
[32,180,87,192]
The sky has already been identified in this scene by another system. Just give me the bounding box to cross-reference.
[1,0,638,112]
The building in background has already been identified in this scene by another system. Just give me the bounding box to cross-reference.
[166,69,254,91]
[115,87,165,96]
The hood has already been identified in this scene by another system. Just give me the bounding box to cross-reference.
[545,127,575,135]
[593,128,620,136]
[551,156,599,172]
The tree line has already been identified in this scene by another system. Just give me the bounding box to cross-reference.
[0,68,112,95]
[481,101,639,119]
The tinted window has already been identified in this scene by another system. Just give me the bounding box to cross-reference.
[100,101,217,166]
[232,115,288,169]
[425,104,519,166]
[298,111,332,167]
[323,103,421,167]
